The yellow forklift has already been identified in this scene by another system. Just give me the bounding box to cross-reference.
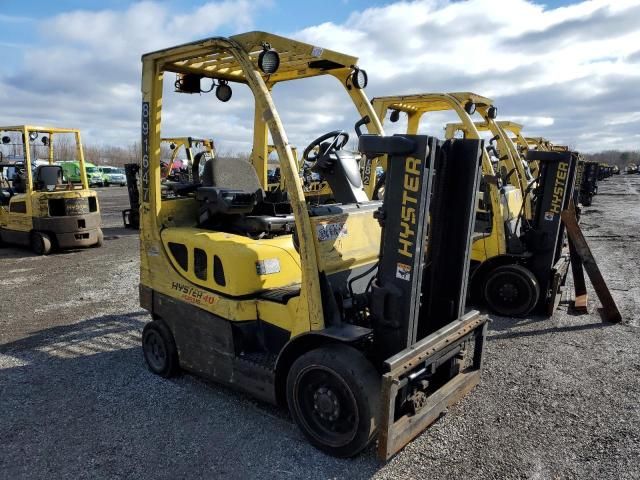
[498,125,593,208]
[0,126,102,254]
[163,137,215,181]
[372,94,577,317]
[266,144,336,204]
[497,122,550,178]
[137,32,488,460]
[444,118,535,221]
[123,137,215,228]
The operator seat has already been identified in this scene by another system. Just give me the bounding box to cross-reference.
[197,157,294,235]
[35,165,63,191]
[12,171,26,193]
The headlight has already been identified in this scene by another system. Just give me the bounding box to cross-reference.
[258,44,280,74]
[464,101,476,115]
[215,81,232,102]
[351,67,368,89]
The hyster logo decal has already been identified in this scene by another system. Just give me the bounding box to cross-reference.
[398,156,421,258]
[171,282,216,305]
[548,161,569,216]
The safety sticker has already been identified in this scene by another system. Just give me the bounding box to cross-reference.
[396,263,411,281]
[316,222,347,242]
[256,258,281,275]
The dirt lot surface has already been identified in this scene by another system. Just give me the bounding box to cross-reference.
[1,177,639,479]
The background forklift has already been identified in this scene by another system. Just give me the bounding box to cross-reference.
[162,137,215,182]
[123,137,215,229]
[496,121,544,178]
[0,126,103,254]
[505,128,596,209]
[444,118,536,221]
[136,32,488,460]
[372,94,577,317]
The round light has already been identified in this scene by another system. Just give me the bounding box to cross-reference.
[42,136,49,145]
[488,106,498,119]
[389,110,400,123]
[29,131,38,141]
[464,101,476,115]
[169,143,176,150]
[2,136,10,144]
[258,49,280,74]
[216,82,232,102]
[351,68,368,89]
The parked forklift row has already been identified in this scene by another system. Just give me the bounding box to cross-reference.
[0,31,618,461]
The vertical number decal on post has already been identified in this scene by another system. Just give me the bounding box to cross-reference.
[141,101,150,202]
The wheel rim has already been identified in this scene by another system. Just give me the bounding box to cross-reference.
[486,271,533,314]
[144,330,167,371]
[293,365,359,448]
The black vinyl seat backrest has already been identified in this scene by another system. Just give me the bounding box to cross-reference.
[35,165,63,190]
[201,157,262,193]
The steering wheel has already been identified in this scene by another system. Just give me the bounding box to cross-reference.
[302,130,349,167]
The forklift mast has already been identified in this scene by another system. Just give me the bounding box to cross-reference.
[524,149,577,311]
[365,135,483,359]
[122,163,140,229]
[359,133,487,459]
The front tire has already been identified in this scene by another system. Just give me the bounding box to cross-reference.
[142,320,179,378]
[483,264,540,316]
[286,344,380,458]
[31,232,52,255]
[93,229,104,248]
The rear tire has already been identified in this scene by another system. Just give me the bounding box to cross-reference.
[286,344,380,458]
[31,232,52,255]
[483,264,540,316]
[142,320,179,378]
[94,229,104,248]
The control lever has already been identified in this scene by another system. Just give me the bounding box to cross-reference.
[355,115,371,138]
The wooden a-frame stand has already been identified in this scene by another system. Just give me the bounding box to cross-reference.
[561,200,622,323]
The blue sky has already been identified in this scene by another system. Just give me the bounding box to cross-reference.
[1,0,639,152]
[0,0,580,50]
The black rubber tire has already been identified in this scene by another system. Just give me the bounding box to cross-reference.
[93,229,104,248]
[286,344,380,458]
[104,181,110,187]
[142,320,179,378]
[483,264,540,316]
[30,232,52,255]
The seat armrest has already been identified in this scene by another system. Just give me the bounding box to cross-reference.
[196,187,257,215]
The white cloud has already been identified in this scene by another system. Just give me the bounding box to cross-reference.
[0,0,639,153]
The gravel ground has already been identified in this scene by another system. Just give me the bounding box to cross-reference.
[1,177,639,479]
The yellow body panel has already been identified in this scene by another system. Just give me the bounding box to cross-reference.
[311,207,381,274]
[161,227,301,296]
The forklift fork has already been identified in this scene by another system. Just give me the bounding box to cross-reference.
[378,311,487,460]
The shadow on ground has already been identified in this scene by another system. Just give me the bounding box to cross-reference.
[0,313,379,479]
